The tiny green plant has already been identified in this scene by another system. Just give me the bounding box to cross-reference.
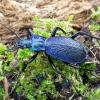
[89,7,100,48]
[0,44,14,80]
[33,15,74,38]
[0,43,14,99]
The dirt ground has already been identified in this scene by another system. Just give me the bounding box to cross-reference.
[0,0,100,44]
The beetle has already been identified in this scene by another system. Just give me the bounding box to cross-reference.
[1,22,100,95]
[1,22,100,75]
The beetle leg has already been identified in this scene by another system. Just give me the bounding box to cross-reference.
[68,63,95,72]
[48,55,81,95]
[67,63,100,78]
[16,51,38,79]
[51,27,66,37]
[10,52,38,95]
[27,29,34,39]
[48,55,61,74]
[71,31,100,40]
[48,55,69,78]
[22,52,38,71]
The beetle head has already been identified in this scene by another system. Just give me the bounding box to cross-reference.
[14,39,32,49]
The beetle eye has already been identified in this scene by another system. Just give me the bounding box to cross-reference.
[24,45,26,48]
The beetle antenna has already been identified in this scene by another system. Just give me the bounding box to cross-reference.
[5,47,19,52]
[0,22,22,40]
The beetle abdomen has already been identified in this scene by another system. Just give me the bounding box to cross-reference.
[45,36,88,63]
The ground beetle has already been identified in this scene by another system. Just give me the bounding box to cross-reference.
[1,22,100,94]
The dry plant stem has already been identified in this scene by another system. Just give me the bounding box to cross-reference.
[3,77,10,100]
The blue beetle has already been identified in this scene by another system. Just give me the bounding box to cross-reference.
[14,28,100,73]
[15,29,88,63]
[1,22,100,76]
